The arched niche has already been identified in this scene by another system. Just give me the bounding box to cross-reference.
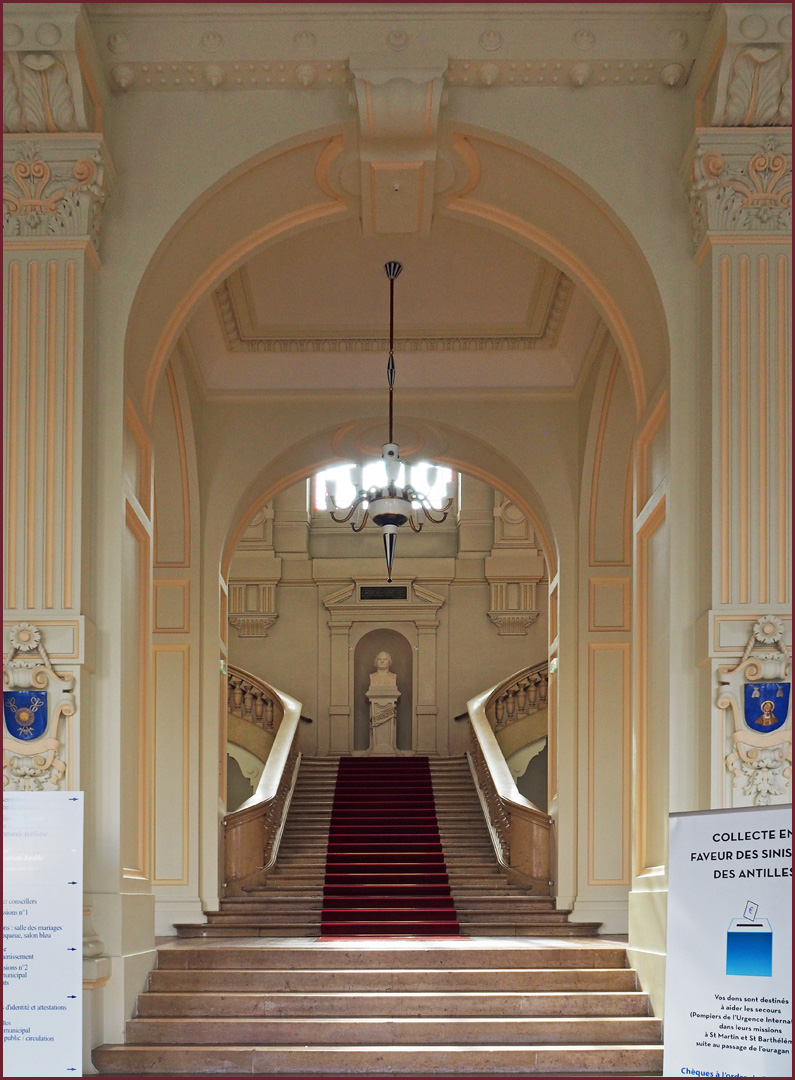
[353,629,414,753]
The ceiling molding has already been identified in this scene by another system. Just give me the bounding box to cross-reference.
[213,264,573,354]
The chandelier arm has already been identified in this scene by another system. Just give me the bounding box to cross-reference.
[409,516,424,533]
[329,497,364,524]
[351,509,370,533]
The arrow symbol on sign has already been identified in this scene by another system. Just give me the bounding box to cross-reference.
[67,947,77,951]
[67,995,77,999]
[67,881,78,884]
[68,797,78,801]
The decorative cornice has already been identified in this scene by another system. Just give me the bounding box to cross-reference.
[72,3,715,96]
[3,135,114,256]
[75,55,702,94]
[446,57,693,89]
[104,57,350,92]
[214,268,572,354]
[681,129,792,249]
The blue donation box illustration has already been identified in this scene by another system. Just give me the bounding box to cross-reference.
[726,900,773,977]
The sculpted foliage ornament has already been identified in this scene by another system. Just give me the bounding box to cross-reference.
[3,51,79,133]
[723,47,792,126]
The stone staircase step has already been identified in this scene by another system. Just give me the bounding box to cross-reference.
[124,1015,662,1046]
[135,989,652,1019]
[157,945,630,970]
[93,1042,662,1076]
[147,966,641,993]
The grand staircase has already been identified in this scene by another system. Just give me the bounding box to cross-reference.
[93,939,663,1075]
[99,754,663,1076]
[176,754,598,939]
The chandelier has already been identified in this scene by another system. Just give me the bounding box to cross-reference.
[326,261,453,582]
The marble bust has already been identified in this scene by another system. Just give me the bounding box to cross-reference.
[368,651,398,691]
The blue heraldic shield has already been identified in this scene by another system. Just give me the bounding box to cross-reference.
[3,690,49,741]
[743,682,790,735]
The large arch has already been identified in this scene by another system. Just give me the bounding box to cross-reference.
[122,124,670,425]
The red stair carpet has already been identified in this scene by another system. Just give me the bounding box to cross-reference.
[321,756,461,936]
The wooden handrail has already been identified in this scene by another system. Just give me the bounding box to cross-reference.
[222,669,302,896]
[467,680,552,894]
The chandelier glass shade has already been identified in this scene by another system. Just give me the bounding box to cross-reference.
[325,262,453,581]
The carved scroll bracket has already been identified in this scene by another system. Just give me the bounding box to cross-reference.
[695,5,792,128]
[3,5,106,133]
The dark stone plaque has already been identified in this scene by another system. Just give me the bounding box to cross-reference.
[359,586,408,601]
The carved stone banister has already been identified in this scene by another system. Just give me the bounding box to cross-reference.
[486,660,549,731]
[226,664,283,733]
[222,673,302,896]
[467,680,552,894]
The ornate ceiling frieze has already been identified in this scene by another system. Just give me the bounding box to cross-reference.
[77,55,703,94]
[23,2,716,98]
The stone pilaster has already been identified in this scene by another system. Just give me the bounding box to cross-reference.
[3,6,113,790]
[682,18,791,807]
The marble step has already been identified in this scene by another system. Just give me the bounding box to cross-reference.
[135,989,652,1019]
[147,966,641,994]
[458,922,604,938]
[93,1042,663,1076]
[173,922,320,938]
[156,946,630,971]
[123,1015,662,1046]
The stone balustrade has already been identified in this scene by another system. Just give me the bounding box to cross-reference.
[227,666,282,734]
[486,660,548,731]
[467,668,552,894]
[222,672,301,895]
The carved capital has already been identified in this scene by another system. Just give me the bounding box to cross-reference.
[682,130,791,248]
[3,135,114,256]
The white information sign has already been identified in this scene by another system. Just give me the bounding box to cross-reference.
[663,804,792,1078]
[3,792,83,1078]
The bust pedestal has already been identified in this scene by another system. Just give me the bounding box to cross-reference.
[366,687,400,755]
